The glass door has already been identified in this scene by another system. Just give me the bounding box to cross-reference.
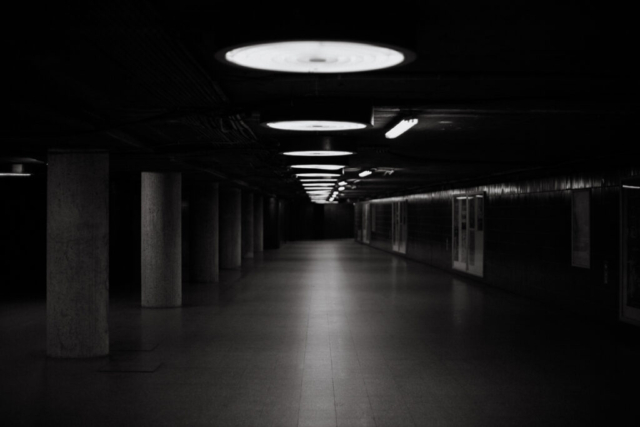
[621,182,640,325]
[452,194,484,277]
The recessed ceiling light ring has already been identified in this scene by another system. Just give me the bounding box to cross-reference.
[217,39,415,73]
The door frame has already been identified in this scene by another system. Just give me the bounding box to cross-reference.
[451,192,485,277]
[392,200,408,254]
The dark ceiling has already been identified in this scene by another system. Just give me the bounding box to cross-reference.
[4,1,639,200]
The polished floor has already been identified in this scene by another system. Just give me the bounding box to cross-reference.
[1,240,639,426]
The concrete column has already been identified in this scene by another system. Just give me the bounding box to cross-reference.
[279,199,287,245]
[189,183,219,283]
[253,194,264,253]
[47,150,109,358]
[242,191,254,259]
[141,172,181,307]
[220,187,241,269]
[264,197,280,250]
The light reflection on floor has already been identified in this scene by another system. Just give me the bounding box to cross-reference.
[1,239,638,426]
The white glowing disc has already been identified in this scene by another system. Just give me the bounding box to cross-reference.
[224,41,407,73]
[296,173,340,177]
[282,150,354,156]
[267,120,366,131]
[290,164,345,170]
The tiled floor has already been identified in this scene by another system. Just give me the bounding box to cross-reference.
[1,240,639,426]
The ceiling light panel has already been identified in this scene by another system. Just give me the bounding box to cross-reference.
[267,120,365,131]
[282,150,354,156]
[290,164,344,170]
[221,41,410,73]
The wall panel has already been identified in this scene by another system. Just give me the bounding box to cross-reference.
[355,166,640,322]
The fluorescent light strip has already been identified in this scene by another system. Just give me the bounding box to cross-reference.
[385,118,418,139]
[0,173,31,177]
[358,170,372,177]
[623,185,640,189]
[302,183,334,187]
[299,178,337,182]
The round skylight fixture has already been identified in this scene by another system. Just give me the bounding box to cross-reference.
[219,41,413,73]
[296,173,340,177]
[290,164,344,170]
[268,121,365,132]
[262,101,372,132]
[282,150,354,156]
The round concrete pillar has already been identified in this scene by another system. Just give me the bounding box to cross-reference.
[242,191,254,259]
[189,183,219,283]
[141,172,181,307]
[264,197,280,250]
[220,187,241,269]
[47,150,109,358]
[253,194,264,253]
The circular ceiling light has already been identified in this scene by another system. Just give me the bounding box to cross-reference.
[262,101,372,132]
[296,173,340,177]
[290,164,344,170]
[268,121,365,132]
[219,41,412,73]
[282,150,354,156]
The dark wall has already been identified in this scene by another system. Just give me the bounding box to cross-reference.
[290,202,323,240]
[356,166,640,322]
[109,173,141,295]
[324,204,354,239]
[290,201,354,240]
[0,175,46,298]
